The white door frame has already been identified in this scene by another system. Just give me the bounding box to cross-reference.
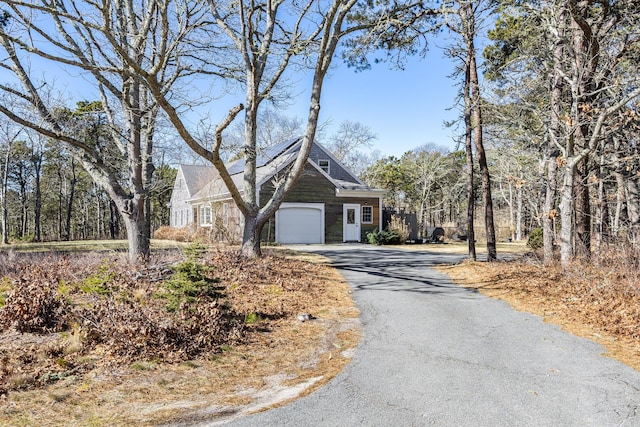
[343,203,361,242]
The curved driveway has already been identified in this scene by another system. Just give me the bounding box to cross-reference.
[223,245,640,426]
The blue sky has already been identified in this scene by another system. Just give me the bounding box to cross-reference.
[1,32,464,160]
[288,48,463,157]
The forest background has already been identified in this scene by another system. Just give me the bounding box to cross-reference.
[0,0,639,267]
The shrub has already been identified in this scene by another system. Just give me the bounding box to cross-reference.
[527,227,544,250]
[366,228,402,245]
[0,266,69,333]
[80,263,117,295]
[157,259,222,311]
[388,214,410,244]
[157,242,221,312]
[153,225,191,242]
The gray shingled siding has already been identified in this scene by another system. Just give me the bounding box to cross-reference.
[260,163,380,243]
[306,145,359,183]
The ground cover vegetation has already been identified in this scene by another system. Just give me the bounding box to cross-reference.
[0,246,359,425]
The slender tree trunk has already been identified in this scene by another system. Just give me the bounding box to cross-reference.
[463,44,476,261]
[627,174,640,244]
[543,4,567,264]
[18,177,27,240]
[560,163,577,266]
[614,170,625,236]
[508,181,515,241]
[574,156,591,259]
[595,153,607,250]
[469,45,497,260]
[32,156,42,242]
[65,159,77,241]
[516,185,523,241]
[109,200,119,239]
[1,142,10,244]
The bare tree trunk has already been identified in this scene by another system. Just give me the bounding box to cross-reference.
[65,159,77,241]
[516,184,523,241]
[121,204,151,262]
[109,200,120,239]
[464,45,476,261]
[543,4,567,264]
[18,174,27,240]
[32,151,42,242]
[595,153,607,250]
[574,156,591,260]
[240,215,265,258]
[560,163,576,266]
[0,143,9,245]
[627,174,640,244]
[614,170,625,236]
[460,0,495,261]
[508,180,515,241]
[470,62,497,260]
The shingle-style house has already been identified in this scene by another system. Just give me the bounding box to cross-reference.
[169,137,386,244]
[169,164,217,228]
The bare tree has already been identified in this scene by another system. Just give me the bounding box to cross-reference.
[0,117,21,244]
[0,0,205,262]
[326,120,378,175]
[222,108,304,160]
[141,0,388,257]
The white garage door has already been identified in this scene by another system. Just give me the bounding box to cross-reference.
[276,203,325,244]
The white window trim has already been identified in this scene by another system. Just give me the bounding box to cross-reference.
[318,159,330,174]
[362,205,373,224]
[200,205,212,226]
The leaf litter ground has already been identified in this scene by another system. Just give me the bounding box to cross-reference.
[0,248,360,426]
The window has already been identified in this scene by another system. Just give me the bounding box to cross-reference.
[318,159,330,174]
[223,203,229,226]
[179,209,184,227]
[362,206,373,224]
[200,205,212,225]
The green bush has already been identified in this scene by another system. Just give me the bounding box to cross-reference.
[80,263,117,295]
[527,227,544,249]
[366,228,402,245]
[158,260,221,312]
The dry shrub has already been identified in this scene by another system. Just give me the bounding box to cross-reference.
[154,225,191,242]
[0,264,69,333]
[78,297,242,363]
[0,247,336,395]
[388,214,410,244]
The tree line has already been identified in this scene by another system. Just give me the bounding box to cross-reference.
[0,116,176,244]
[0,0,639,266]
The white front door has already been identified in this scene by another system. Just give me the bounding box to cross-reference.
[343,204,361,242]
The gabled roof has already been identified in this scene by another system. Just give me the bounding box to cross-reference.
[179,164,217,196]
[226,137,302,175]
[187,137,385,203]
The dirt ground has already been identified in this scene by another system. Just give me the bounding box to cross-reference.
[2,242,638,426]
[0,249,360,426]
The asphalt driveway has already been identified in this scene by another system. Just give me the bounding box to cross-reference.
[219,245,640,426]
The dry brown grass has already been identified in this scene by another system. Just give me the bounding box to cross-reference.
[437,246,640,372]
[0,248,360,426]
